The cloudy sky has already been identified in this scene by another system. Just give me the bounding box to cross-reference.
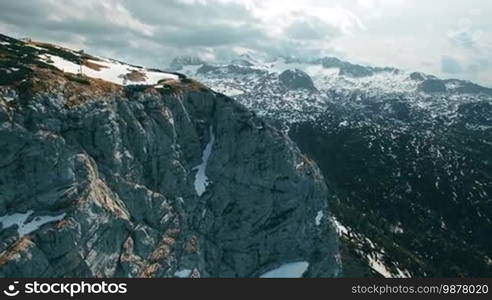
[1,0,491,86]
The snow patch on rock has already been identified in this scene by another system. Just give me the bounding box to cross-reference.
[193,126,215,196]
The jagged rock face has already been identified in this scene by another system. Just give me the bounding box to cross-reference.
[279,69,316,91]
[0,35,340,277]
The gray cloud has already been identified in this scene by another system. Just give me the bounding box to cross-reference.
[120,0,257,27]
[0,0,268,66]
[441,56,463,74]
[443,16,492,84]
[156,24,265,47]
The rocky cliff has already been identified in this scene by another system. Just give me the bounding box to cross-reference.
[177,54,492,277]
[0,34,340,277]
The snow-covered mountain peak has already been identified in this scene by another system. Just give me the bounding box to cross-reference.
[0,34,181,88]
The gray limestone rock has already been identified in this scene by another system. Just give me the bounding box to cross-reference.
[0,84,340,277]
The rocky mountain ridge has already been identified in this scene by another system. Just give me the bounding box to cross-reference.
[171,53,492,277]
[0,34,340,277]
